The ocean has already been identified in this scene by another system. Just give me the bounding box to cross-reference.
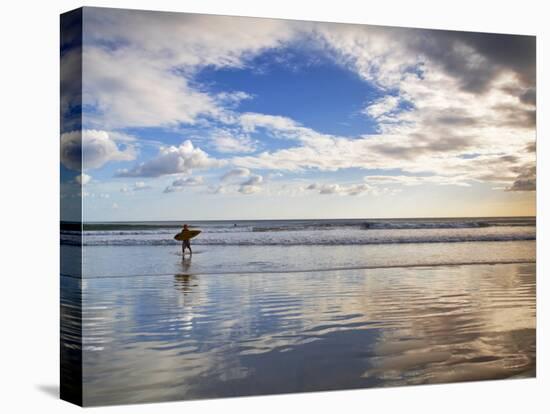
[61,217,536,405]
[68,216,536,247]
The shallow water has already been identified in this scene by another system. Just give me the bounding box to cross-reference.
[61,262,536,406]
[77,241,536,277]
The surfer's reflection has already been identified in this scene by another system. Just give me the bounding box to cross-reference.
[174,273,196,295]
[181,256,192,271]
[175,256,195,294]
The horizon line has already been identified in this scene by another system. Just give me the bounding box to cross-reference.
[66,215,537,224]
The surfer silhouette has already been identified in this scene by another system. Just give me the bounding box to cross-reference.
[180,224,193,256]
[174,224,201,256]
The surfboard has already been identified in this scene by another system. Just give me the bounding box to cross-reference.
[174,229,202,241]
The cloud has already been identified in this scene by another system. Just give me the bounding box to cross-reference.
[83,47,219,128]
[238,186,262,195]
[61,129,137,171]
[172,176,204,187]
[506,165,536,192]
[364,174,471,187]
[364,95,401,119]
[213,170,264,194]
[239,174,263,194]
[233,112,535,192]
[133,181,152,191]
[60,48,82,132]
[85,9,299,69]
[239,112,304,137]
[519,88,536,106]
[79,9,300,129]
[80,190,110,199]
[221,167,251,182]
[75,173,91,185]
[369,134,474,160]
[117,140,223,177]
[419,31,536,94]
[233,123,471,171]
[215,91,253,106]
[120,181,153,193]
[69,10,535,199]
[316,24,536,134]
[78,10,537,136]
[242,175,263,186]
[164,176,205,193]
[318,24,535,96]
[212,131,257,153]
[491,103,536,129]
[231,40,535,192]
[306,182,374,196]
[207,185,225,195]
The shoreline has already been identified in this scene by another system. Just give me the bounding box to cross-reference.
[63,259,537,279]
[75,240,536,279]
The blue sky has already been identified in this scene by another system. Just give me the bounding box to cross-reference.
[60,8,536,221]
[195,47,384,137]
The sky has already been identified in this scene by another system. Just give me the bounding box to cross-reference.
[60,7,536,221]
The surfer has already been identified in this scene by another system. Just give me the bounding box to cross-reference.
[174,225,201,256]
[181,224,193,256]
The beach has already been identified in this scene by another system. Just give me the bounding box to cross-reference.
[61,218,536,405]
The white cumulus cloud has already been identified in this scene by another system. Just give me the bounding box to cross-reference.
[221,167,251,182]
[61,129,137,171]
[164,176,205,193]
[75,173,92,185]
[117,140,223,177]
[239,174,263,194]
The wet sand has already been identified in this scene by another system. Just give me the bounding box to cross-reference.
[62,259,536,406]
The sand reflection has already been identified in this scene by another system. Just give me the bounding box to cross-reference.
[79,263,535,405]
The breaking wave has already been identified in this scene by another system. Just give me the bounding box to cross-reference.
[61,217,535,246]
